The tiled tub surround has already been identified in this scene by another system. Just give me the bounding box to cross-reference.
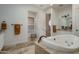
[1,41,35,54]
[35,42,49,54]
[35,41,79,54]
[34,31,79,54]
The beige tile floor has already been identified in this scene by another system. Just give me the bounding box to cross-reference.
[1,42,35,54]
[23,45,35,54]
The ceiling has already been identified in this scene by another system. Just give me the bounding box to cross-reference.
[33,4,50,10]
[33,4,72,10]
[52,4,72,9]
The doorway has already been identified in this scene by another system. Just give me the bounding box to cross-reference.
[28,11,37,41]
[46,14,51,36]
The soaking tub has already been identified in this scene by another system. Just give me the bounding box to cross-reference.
[41,34,79,52]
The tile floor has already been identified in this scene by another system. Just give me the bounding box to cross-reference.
[1,42,35,54]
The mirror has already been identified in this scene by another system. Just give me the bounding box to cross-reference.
[61,14,72,30]
[51,4,72,32]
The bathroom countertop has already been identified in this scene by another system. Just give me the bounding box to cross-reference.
[35,41,79,54]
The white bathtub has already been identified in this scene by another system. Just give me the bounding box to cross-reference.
[41,34,79,52]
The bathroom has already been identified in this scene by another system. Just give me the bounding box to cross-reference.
[0,4,79,54]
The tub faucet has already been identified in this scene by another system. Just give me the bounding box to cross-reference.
[54,38,56,40]
[38,35,47,43]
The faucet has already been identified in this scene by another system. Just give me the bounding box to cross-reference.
[38,35,47,43]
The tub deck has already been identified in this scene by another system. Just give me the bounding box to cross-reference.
[35,41,79,54]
